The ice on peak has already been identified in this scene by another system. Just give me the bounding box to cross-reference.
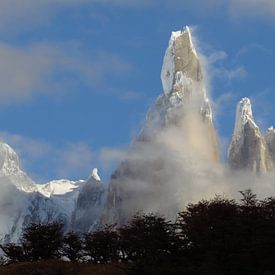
[90,168,101,182]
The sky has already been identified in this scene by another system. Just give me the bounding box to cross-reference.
[0,0,275,182]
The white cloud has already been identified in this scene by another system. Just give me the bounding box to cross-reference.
[202,49,248,83]
[208,51,228,64]
[219,66,248,81]
[0,42,132,104]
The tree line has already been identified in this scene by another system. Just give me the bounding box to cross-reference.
[1,190,275,275]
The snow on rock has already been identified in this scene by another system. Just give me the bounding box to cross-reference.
[0,142,37,193]
[37,179,80,198]
[90,168,101,182]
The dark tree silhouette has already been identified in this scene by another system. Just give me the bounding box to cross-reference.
[84,225,119,264]
[177,196,241,274]
[119,213,182,274]
[22,222,64,261]
[62,231,83,262]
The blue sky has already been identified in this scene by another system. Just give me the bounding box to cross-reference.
[0,0,275,182]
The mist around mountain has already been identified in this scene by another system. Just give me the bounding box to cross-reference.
[103,26,275,226]
[1,26,275,242]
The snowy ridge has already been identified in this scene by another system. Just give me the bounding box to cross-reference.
[37,179,80,198]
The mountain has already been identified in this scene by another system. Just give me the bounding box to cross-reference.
[102,26,219,226]
[140,26,218,158]
[1,26,275,241]
[0,142,37,193]
[228,98,272,173]
[0,141,105,242]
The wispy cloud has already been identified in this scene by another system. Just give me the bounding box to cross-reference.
[204,49,248,82]
[0,42,132,104]
[214,66,248,81]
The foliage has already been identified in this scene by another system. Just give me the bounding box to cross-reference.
[22,222,64,261]
[84,225,119,264]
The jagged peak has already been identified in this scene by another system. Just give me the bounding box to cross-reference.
[161,26,200,96]
[0,141,20,174]
[169,26,197,55]
[233,97,259,139]
[90,168,101,182]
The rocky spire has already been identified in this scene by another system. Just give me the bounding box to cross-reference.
[103,27,220,226]
[228,98,272,173]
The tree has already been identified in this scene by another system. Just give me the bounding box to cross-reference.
[119,213,181,274]
[84,225,119,264]
[62,231,83,262]
[22,222,64,261]
[177,196,241,274]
